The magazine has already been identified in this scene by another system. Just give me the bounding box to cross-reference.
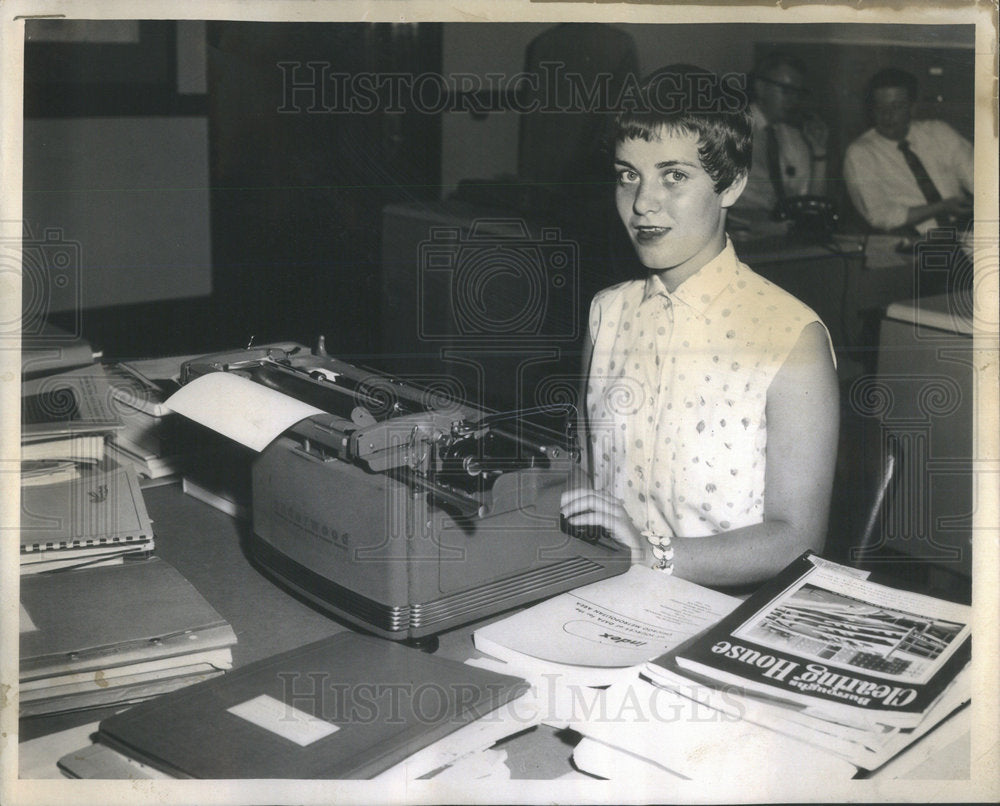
[659,553,971,728]
[645,660,971,770]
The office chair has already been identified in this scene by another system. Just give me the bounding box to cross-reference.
[853,433,899,568]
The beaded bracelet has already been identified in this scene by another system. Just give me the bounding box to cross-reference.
[640,529,674,575]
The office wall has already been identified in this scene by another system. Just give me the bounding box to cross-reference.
[440,22,974,198]
[23,21,211,311]
[205,22,442,357]
[21,20,974,360]
[22,116,212,312]
[440,23,754,195]
[22,20,215,357]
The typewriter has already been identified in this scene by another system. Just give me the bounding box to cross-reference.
[177,341,629,641]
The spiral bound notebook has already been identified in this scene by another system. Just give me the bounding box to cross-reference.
[19,457,154,571]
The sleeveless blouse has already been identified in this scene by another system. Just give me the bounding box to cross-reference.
[585,241,832,540]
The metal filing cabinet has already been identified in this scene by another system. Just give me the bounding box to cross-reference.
[869,293,974,580]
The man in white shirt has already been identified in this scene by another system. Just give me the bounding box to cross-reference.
[731,51,829,222]
[844,68,973,235]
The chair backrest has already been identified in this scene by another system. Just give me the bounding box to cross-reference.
[853,433,899,566]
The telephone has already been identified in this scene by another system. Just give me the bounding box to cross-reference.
[773,195,839,241]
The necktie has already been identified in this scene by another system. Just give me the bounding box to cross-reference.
[898,139,943,204]
[765,124,785,202]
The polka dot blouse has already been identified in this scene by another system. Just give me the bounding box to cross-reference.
[585,240,833,541]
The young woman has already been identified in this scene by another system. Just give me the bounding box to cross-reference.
[561,65,840,588]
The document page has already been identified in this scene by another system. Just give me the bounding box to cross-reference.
[165,372,324,452]
[475,566,739,668]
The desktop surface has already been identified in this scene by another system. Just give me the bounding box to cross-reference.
[18,480,970,783]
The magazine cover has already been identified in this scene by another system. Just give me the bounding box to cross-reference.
[667,554,971,726]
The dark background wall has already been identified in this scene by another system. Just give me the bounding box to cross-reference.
[205,23,442,359]
[23,21,975,363]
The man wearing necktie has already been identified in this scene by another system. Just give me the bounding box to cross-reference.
[730,51,829,223]
[844,68,973,235]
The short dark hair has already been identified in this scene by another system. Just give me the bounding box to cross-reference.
[612,63,753,193]
[865,68,919,108]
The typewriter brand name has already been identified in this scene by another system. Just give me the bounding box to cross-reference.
[273,501,350,549]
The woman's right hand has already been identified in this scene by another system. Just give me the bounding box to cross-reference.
[560,486,649,564]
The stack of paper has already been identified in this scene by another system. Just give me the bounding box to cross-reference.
[641,656,970,773]
[167,370,326,519]
[76,632,527,779]
[19,456,155,574]
[21,364,122,489]
[20,557,237,717]
[103,358,191,482]
[19,365,156,572]
[569,676,859,784]
[21,323,98,379]
[59,740,175,781]
[472,565,740,687]
[637,554,971,776]
[20,435,106,487]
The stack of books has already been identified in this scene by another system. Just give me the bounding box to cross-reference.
[570,554,971,780]
[56,632,527,779]
[20,557,238,718]
[20,365,155,574]
[103,358,190,483]
[21,363,121,488]
[19,455,156,574]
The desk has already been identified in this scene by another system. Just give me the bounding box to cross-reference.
[19,481,970,783]
[866,293,974,580]
[18,481,582,779]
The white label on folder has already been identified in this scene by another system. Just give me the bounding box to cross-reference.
[20,603,39,633]
[227,694,339,746]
